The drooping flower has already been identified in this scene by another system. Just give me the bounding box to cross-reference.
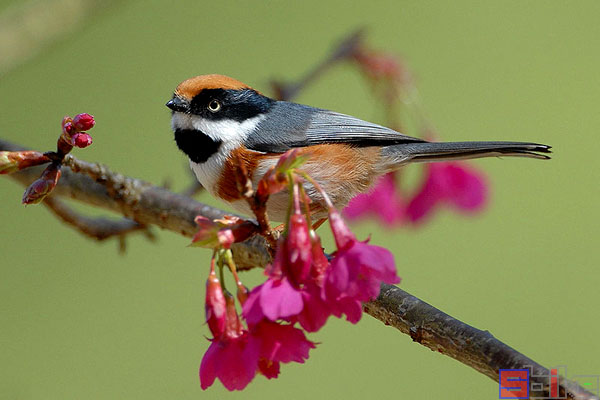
[344,172,405,226]
[200,271,317,390]
[200,292,259,391]
[324,207,401,323]
[406,161,487,224]
[242,183,333,332]
[250,321,315,379]
[199,149,404,391]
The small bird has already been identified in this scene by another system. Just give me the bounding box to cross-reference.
[167,74,550,221]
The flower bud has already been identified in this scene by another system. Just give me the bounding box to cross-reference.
[205,270,227,339]
[62,121,74,136]
[61,116,73,129]
[286,213,312,284]
[0,151,49,175]
[72,113,95,131]
[22,163,61,204]
[328,207,356,250]
[224,291,243,339]
[71,132,93,148]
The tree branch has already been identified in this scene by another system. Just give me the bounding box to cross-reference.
[43,196,155,252]
[1,138,596,400]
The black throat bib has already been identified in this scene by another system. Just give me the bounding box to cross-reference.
[174,129,222,164]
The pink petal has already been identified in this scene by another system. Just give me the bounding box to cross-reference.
[199,341,219,390]
[242,285,265,325]
[296,284,331,332]
[444,163,487,211]
[252,321,315,364]
[344,172,405,226]
[199,336,259,391]
[258,358,280,379]
[406,162,488,224]
[259,277,304,321]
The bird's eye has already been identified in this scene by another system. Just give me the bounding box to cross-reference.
[208,99,221,113]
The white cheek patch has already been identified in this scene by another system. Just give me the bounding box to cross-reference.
[191,115,265,144]
[170,112,265,145]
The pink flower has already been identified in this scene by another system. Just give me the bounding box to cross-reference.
[294,281,331,332]
[325,208,401,322]
[200,333,259,391]
[72,113,95,131]
[250,321,315,379]
[243,276,303,325]
[242,193,332,332]
[201,291,316,390]
[406,162,487,224]
[344,172,405,226]
[200,293,259,391]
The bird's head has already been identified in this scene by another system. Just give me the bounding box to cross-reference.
[167,75,274,158]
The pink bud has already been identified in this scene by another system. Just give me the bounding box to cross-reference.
[22,163,61,204]
[310,231,329,285]
[72,113,95,131]
[224,292,243,339]
[62,121,74,136]
[61,116,73,129]
[236,285,249,305]
[205,270,227,339]
[71,133,93,148]
[286,214,312,285]
[328,208,356,250]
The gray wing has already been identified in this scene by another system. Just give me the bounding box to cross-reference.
[245,101,424,153]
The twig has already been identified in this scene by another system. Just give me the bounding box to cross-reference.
[1,139,271,271]
[366,284,597,400]
[270,28,365,101]
[181,181,204,197]
[43,196,154,251]
[1,138,595,400]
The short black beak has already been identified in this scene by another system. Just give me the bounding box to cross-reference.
[166,97,189,112]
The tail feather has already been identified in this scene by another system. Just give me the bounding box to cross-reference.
[381,141,552,167]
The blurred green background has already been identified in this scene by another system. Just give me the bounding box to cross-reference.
[1,1,598,399]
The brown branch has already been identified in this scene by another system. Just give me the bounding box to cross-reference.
[1,138,596,400]
[366,284,597,400]
[43,196,154,252]
[1,139,270,271]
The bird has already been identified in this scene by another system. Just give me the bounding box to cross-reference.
[166,74,551,222]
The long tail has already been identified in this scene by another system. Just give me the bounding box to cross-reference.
[381,141,552,166]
